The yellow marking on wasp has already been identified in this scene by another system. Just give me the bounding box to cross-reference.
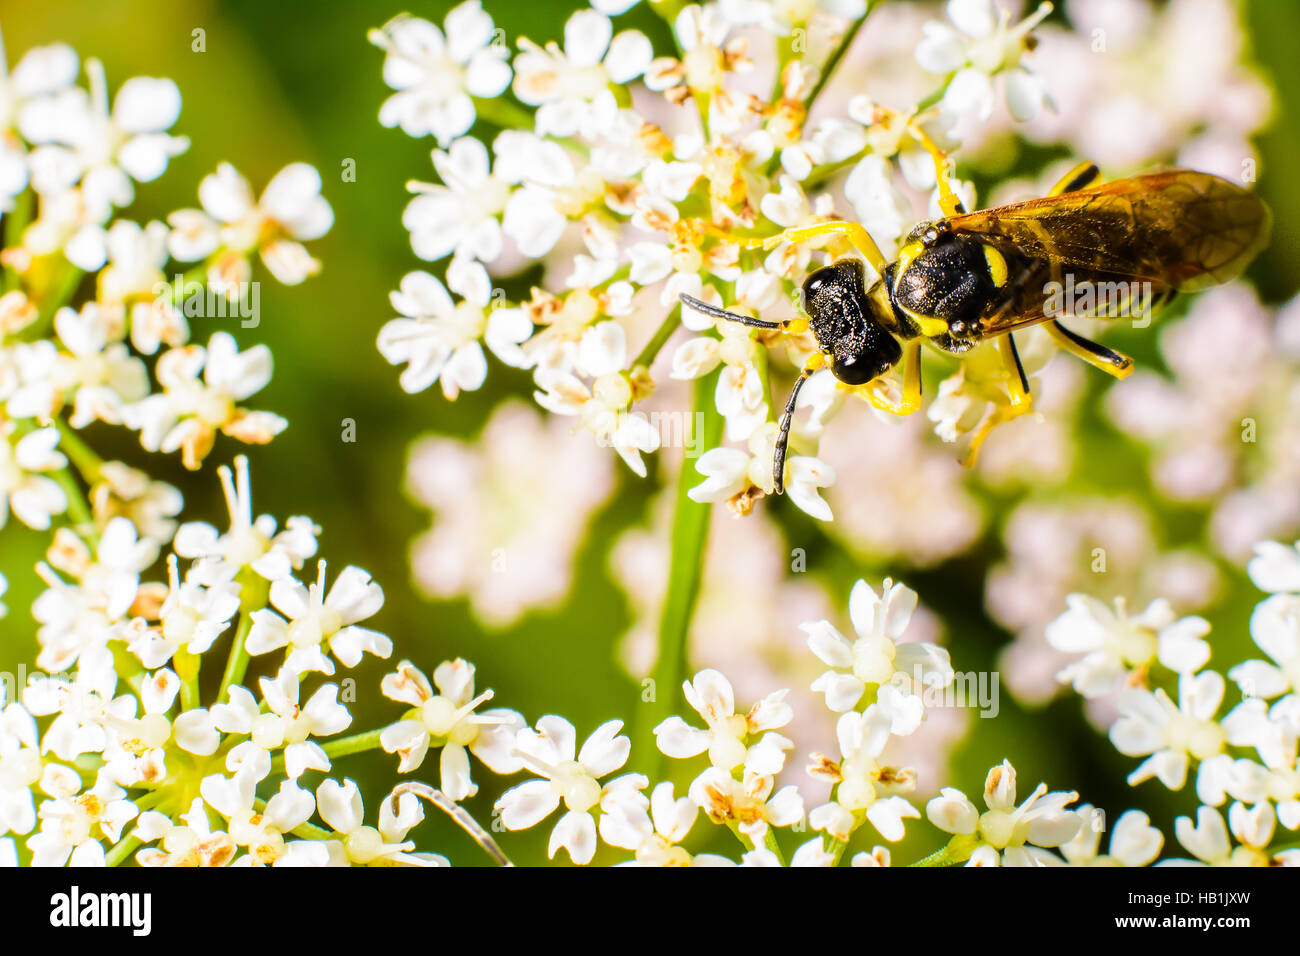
[891,239,952,337]
[787,318,809,334]
[983,244,1008,288]
[1048,160,1101,197]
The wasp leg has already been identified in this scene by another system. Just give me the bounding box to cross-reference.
[863,340,923,415]
[1048,161,1101,196]
[998,333,1033,409]
[903,119,967,217]
[773,353,827,494]
[962,334,1033,467]
[1045,319,1134,379]
[759,222,889,274]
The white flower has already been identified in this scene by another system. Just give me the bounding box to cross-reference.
[1059,806,1164,866]
[27,771,137,867]
[915,0,1053,126]
[378,260,532,399]
[803,578,952,729]
[51,301,150,428]
[0,424,67,530]
[842,154,912,258]
[1171,803,1274,867]
[128,556,239,669]
[403,137,511,264]
[1047,596,1211,698]
[28,61,188,212]
[371,2,512,146]
[99,668,220,787]
[173,455,319,585]
[533,369,662,477]
[200,770,319,866]
[688,766,804,846]
[808,708,921,843]
[1229,594,1300,700]
[926,760,1082,866]
[688,423,835,521]
[1247,539,1300,594]
[512,9,652,138]
[121,332,286,470]
[494,716,642,864]
[653,669,792,773]
[1110,671,1227,796]
[245,561,392,677]
[316,779,445,866]
[169,162,333,287]
[379,659,524,797]
[212,672,351,780]
[597,781,725,866]
[133,798,235,866]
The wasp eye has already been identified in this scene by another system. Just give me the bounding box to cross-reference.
[802,267,835,301]
[831,352,883,386]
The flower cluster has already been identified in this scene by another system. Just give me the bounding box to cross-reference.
[371,0,1063,522]
[0,39,333,481]
[1042,538,1300,865]
[0,457,419,867]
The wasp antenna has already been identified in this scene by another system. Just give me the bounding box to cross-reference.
[679,293,785,330]
[773,366,816,495]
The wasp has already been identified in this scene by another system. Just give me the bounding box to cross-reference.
[682,144,1270,496]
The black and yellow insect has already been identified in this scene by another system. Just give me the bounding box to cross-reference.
[682,146,1270,495]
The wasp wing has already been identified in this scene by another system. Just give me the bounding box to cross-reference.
[940,170,1269,336]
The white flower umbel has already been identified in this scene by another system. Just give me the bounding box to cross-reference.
[121,332,286,470]
[369,1,512,146]
[379,659,524,798]
[168,161,334,289]
[1109,670,1227,797]
[1047,595,1211,698]
[925,760,1083,866]
[245,561,393,677]
[654,668,793,774]
[1059,805,1163,867]
[803,578,952,731]
[494,716,644,863]
[915,0,1053,126]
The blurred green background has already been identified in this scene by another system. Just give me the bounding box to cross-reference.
[1,0,1298,865]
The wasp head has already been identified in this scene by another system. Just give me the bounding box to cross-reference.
[801,259,901,385]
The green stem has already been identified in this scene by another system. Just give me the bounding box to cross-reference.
[217,611,256,703]
[911,843,961,866]
[802,7,871,113]
[24,262,83,341]
[762,827,786,865]
[268,727,388,776]
[2,189,32,294]
[105,835,142,867]
[631,305,681,372]
[320,727,387,759]
[52,466,94,528]
[53,418,105,482]
[175,649,201,711]
[826,835,848,865]
[635,372,723,778]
